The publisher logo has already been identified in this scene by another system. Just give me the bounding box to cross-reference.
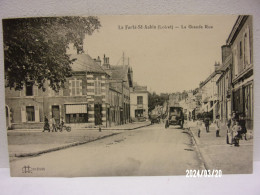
[22,165,45,174]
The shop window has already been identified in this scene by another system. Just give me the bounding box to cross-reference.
[135,109,143,117]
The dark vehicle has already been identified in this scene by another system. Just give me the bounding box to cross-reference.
[165,106,184,129]
[150,114,160,124]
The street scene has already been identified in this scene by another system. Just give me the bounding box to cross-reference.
[3,15,253,176]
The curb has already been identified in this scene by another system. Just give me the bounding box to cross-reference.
[9,123,152,132]
[13,132,121,159]
[187,127,210,171]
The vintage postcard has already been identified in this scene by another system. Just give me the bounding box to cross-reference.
[3,15,253,177]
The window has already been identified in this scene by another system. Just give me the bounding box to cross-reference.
[94,78,101,95]
[135,109,143,117]
[26,106,35,121]
[137,96,143,105]
[70,79,82,96]
[26,82,33,96]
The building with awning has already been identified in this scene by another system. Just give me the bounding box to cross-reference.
[5,52,111,129]
[198,62,222,121]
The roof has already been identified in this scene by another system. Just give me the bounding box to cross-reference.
[199,69,222,88]
[108,65,129,81]
[70,53,107,74]
[226,15,249,45]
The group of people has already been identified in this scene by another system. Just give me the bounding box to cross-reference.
[43,116,64,132]
[197,112,247,147]
[227,112,247,147]
[196,114,213,138]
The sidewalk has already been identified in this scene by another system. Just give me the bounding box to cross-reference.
[8,121,151,161]
[187,121,253,174]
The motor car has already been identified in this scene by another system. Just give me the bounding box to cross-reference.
[165,106,184,128]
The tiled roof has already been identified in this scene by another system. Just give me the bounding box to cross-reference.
[109,65,129,80]
[70,54,106,74]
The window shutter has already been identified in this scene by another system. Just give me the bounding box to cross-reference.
[33,85,38,96]
[20,88,25,97]
[79,80,82,95]
[59,89,63,96]
[21,106,26,122]
[35,106,40,122]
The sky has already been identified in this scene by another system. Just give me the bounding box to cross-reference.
[83,15,238,94]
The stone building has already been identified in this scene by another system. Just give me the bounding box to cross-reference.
[216,45,232,123]
[5,53,110,129]
[199,63,222,120]
[130,83,149,121]
[99,55,133,127]
[226,15,253,130]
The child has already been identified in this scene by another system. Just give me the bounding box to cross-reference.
[232,120,241,147]
[239,113,247,140]
[214,115,221,137]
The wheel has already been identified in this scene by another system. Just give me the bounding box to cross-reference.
[66,126,71,132]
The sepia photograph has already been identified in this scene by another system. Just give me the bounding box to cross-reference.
[3,15,254,177]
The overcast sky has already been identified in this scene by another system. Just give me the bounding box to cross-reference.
[83,15,238,94]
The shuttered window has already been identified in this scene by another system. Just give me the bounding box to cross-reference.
[94,78,101,95]
[70,79,82,96]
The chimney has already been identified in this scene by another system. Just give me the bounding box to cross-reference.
[95,56,101,66]
[102,54,110,69]
[214,61,220,71]
[221,45,231,64]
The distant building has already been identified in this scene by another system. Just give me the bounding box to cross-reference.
[130,83,149,121]
[216,45,232,123]
[199,62,222,120]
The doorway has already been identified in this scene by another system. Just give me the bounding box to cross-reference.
[52,105,60,124]
[94,104,102,126]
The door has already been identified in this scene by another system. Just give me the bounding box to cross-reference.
[94,104,102,126]
[52,105,60,124]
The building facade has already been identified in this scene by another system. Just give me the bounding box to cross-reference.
[199,63,222,121]
[227,15,253,130]
[100,55,133,127]
[217,45,232,123]
[130,84,149,121]
[5,53,110,129]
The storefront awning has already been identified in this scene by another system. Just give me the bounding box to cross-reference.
[66,104,87,114]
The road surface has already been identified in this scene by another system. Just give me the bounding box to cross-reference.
[10,124,205,177]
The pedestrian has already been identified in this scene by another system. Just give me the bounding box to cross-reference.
[43,116,50,132]
[227,112,236,144]
[232,120,242,147]
[59,117,64,132]
[214,115,221,137]
[197,117,203,138]
[239,113,247,140]
[204,114,210,133]
[50,116,57,132]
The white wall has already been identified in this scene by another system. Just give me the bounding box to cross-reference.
[130,92,148,119]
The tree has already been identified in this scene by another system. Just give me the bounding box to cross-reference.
[3,16,101,91]
[148,92,169,112]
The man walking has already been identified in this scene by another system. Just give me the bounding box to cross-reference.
[204,114,210,133]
